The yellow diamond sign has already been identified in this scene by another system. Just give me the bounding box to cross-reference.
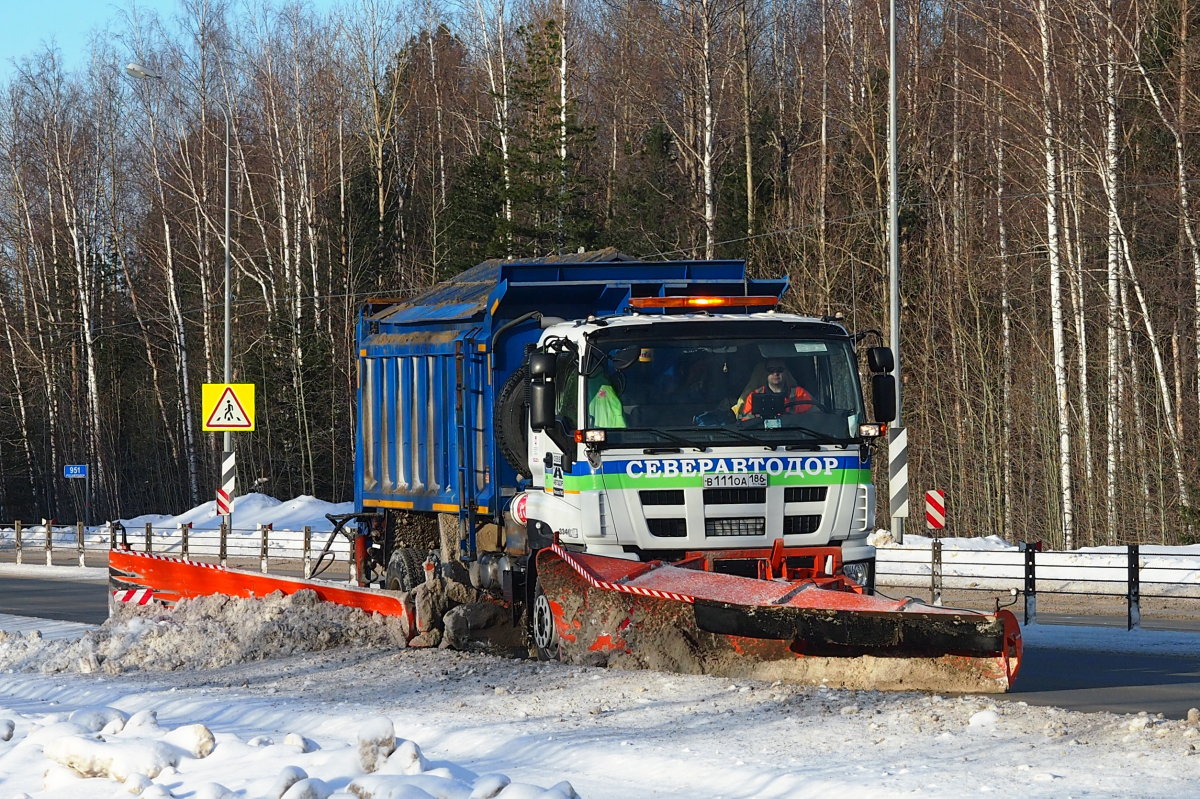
[202,384,256,432]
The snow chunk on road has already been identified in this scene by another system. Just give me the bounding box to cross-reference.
[68,706,129,732]
[43,734,185,780]
[164,722,216,757]
[358,716,398,772]
[281,778,334,799]
[969,709,1000,727]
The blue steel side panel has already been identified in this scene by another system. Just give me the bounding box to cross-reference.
[399,357,414,491]
[415,356,430,493]
[354,357,365,512]
[444,354,456,501]
[383,357,397,492]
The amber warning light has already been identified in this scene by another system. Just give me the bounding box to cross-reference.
[628,295,779,309]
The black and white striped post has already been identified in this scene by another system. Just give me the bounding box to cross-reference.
[889,426,909,543]
[217,450,236,527]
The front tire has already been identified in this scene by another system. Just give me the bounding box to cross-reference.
[530,578,560,661]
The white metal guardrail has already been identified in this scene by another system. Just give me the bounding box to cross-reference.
[5,524,1200,629]
[0,521,354,578]
[876,540,1200,629]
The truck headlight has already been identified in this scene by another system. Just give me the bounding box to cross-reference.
[858,423,885,439]
[842,560,875,593]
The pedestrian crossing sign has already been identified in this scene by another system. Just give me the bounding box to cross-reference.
[202,383,256,431]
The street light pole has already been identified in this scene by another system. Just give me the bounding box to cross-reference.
[887,2,906,543]
[126,62,235,527]
[222,111,235,530]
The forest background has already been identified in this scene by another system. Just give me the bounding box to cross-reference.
[1,0,1195,549]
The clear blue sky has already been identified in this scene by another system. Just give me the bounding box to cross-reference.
[0,0,340,80]
[0,1,178,78]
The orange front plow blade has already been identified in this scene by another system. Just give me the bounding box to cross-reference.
[536,547,1022,693]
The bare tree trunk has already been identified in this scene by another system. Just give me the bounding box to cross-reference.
[991,3,1013,541]
[1103,0,1121,545]
[558,0,569,253]
[699,0,717,259]
[739,0,755,239]
[819,0,829,286]
[1036,0,1074,548]
[473,0,513,252]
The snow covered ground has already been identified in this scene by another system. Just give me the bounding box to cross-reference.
[3,595,1200,799]
[4,496,1200,797]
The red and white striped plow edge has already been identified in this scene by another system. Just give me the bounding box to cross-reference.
[112,588,156,605]
[549,542,695,604]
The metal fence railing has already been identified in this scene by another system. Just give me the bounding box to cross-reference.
[876,540,1200,629]
[5,524,1200,629]
[0,521,355,581]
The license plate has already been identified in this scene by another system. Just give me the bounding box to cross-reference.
[703,473,767,489]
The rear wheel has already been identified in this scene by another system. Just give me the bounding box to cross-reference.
[385,547,425,592]
[530,577,560,661]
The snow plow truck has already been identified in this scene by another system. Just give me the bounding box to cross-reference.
[110,250,1022,692]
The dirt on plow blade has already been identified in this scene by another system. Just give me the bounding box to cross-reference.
[537,546,1023,694]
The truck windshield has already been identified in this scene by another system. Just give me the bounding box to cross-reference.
[582,333,865,446]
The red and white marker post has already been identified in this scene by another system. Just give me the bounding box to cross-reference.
[925,489,946,531]
[925,489,945,605]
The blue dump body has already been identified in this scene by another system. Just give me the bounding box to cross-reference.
[354,251,788,532]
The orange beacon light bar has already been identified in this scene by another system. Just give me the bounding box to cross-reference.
[627,295,779,309]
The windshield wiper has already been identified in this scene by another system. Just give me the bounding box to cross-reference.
[627,427,706,452]
[782,426,854,446]
[699,427,774,449]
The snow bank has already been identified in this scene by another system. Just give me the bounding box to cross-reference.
[0,590,407,674]
[158,493,353,532]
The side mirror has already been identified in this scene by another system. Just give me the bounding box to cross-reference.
[529,382,554,431]
[871,374,897,423]
[529,352,556,377]
[867,346,894,374]
[528,351,557,432]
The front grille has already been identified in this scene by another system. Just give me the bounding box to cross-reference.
[785,486,828,503]
[640,489,685,506]
[703,488,766,505]
[783,515,822,535]
[705,517,765,537]
[647,518,688,537]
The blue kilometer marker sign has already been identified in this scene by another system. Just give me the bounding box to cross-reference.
[63,464,88,479]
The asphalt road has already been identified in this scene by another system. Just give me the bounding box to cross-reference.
[1,573,1198,718]
[1004,644,1200,718]
[0,573,109,624]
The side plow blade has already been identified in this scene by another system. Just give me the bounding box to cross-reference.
[108,549,413,623]
[537,546,1022,694]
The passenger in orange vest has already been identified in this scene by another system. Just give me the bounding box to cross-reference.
[739,360,814,419]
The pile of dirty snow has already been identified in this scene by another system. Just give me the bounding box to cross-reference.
[0,590,406,674]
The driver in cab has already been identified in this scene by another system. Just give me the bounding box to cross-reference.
[738,359,814,420]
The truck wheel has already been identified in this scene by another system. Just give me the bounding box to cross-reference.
[530,578,560,661]
[385,547,425,592]
[496,365,531,478]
